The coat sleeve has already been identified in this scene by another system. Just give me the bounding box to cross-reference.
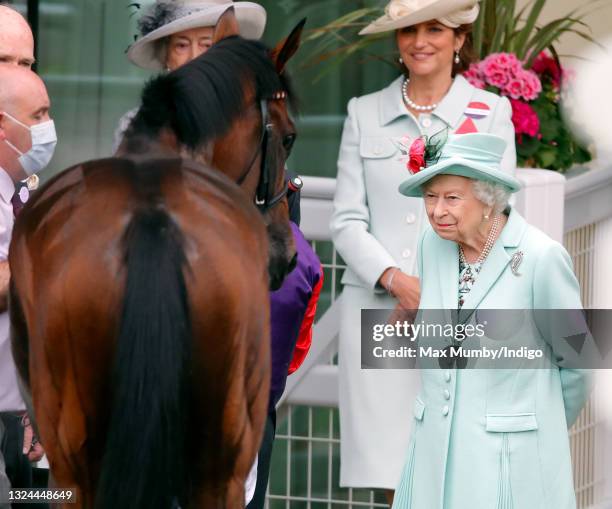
[489,96,517,177]
[330,97,397,291]
[288,266,323,375]
[533,242,593,428]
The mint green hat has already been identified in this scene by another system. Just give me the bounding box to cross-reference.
[398,133,521,197]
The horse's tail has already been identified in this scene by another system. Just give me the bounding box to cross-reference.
[95,207,191,509]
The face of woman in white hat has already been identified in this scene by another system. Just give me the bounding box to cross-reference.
[166,26,214,70]
[128,0,267,71]
[396,21,465,80]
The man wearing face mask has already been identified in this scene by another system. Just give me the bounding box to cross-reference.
[0,65,57,506]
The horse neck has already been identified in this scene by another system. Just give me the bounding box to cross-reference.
[115,133,160,157]
[210,124,262,197]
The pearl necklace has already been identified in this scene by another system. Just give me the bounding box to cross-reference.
[459,215,501,265]
[402,77,438,112]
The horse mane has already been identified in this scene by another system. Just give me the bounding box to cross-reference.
[125,36,296,151]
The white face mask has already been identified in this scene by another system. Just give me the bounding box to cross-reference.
[2,111,57,176]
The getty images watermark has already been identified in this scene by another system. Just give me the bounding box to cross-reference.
[372,320,543,361]
[361,309,612,369]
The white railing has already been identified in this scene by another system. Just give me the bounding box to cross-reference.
[270,163,612,508]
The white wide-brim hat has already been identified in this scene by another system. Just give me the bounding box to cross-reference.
[360,0,480,35]
[127,0,266,70]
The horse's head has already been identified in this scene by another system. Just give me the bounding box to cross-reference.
[209,10,305,291]
[122,9,304,290]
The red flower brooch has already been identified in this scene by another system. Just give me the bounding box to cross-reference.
[408,138,426,174]
[406,131,447,175]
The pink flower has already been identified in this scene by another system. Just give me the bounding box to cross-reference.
[468,76,486,89]
[481,58,505,84]
[532,51,562,89]
[491,52,521,72]
[510,99,540,138]
[504,78,524,100]
[519,69,542,101]
[408,138,426,174]
[487,70,510,88]
[462,63,486,89]
[480,53,523,89]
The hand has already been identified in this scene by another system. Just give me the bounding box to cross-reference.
[385,271,421,310]
[22,416,44,463]
[388,303,417,326]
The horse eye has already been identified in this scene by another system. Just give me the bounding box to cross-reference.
[283,133,296,153]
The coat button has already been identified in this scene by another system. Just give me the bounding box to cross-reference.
[406,213,416,224]
[373,145,382,155]
[421,116,432,128]
[402,249,412,259]
[445,371,451,382]
[442,405,449,416]
[443,389,450,400]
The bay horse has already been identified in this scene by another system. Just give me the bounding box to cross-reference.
[8,10,304,509]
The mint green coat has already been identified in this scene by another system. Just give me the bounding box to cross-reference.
[392,208,591,509]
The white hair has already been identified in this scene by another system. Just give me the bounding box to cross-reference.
[471,180,510,215]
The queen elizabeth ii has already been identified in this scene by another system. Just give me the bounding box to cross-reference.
[391,133,591,508]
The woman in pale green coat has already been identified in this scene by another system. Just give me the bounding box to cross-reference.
[392,132,591,509]
[330,0,516,496]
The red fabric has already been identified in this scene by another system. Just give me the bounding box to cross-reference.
[455,117,479,134]
[288,267,324,375]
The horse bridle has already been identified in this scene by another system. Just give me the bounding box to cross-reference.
[236,96,289,212]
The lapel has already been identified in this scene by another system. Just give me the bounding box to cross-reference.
[428,232,460,328]
[433,75,474,130]
[458,208,529,324]
[379,75,408,126]
[436,235,460,312]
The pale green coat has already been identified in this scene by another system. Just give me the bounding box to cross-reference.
[331,74,517,488]
[392,208,591,509]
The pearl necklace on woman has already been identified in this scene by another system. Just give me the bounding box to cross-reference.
[459,215,502,265]
[402,77,438,112]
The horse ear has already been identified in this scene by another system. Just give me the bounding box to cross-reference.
[212,6,240,44]
[270,18,306,74]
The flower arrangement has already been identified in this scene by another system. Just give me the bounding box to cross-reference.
[463,51,590,171]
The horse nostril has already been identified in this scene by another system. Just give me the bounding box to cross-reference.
[288,253,298,273]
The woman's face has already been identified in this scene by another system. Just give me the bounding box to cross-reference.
[165,26,214,71]
[396,21,465,78]
[423,175,491,243]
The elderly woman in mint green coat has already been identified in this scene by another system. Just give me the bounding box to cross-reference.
[330,0,517,493]
[391,133,591,509]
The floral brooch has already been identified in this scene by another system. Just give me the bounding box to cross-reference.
[406,130,447,175]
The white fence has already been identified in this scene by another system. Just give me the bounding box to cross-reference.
[266,164,612,509]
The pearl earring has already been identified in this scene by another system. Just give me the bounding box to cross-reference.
[454,51,460,65]
[484,214,490,221]
[398,56,403,64]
